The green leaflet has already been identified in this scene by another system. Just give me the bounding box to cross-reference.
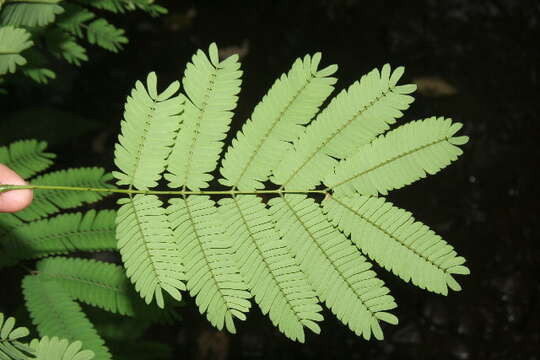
[21,67,56,84]
[113,71,184,190]
[86,18,127,52]
[219,53,337,190]
[14,167,113,222]
[325,117,469,196]
[269,195,398,340]
[0,312,34,360]
[23,275,111,359]
[323,194,470,295]
[0,25,33,75]
[0,139,55,179]
[29,337,95,360]
[116,195,185,308]
[166,43,242,190]
[35,257,168,319]
[0,210,116,265]
[0,0,64,27]
[271,64,416,190]
[56,4,96,38]
[218,196,323,342]
[46,30,88,66]
[81,0,132,13]
[167,195,251,333]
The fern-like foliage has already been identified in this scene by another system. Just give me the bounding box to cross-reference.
[0,0,64,27]
[269,195,397,340]
[23,275,111,359]
[0,210,116,266]
[34,257,169,319]
[0,139,55,178]
[0,43,469,345]
[110,43,469,342]
[165,43,241,190]
[1,312,96,360]
[29,336,95,360]
[217,195,322,341]
[272,64,416,190]
[167,195,251,333]
[0,25,33,74]
[116,195,184,308]
[0,0,166,85]
[0,141,116,269]
[219,53,337,190]
[0,312,33,360]
[324,117,469,196]
[323,194,469,295]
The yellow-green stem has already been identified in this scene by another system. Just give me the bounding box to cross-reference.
[0,184,328,196]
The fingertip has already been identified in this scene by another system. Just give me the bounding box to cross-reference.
[0,164,33,213]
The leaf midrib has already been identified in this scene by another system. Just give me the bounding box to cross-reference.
[330,135,450,190]
[328,196,447,273]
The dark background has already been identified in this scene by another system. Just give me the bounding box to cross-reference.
[1,0,539,359]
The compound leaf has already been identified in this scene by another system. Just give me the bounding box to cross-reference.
[23,275,111,359]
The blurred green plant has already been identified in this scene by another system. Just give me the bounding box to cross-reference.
[0,0,166,89]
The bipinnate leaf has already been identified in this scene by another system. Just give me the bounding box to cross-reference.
[23,275,111,359]
[218,196,323,342]
[113,72,183,190]
[0,139,55,179]
[325,117,469,196]
[269,195,398,340]
[0,25,33,75]
[167,195,251,333]
[219,53,337,190]
[116,195,185,308]
[106,45,470,342]
[166,43,242,190]
[272,64,416,190]
[323,194,469,295]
